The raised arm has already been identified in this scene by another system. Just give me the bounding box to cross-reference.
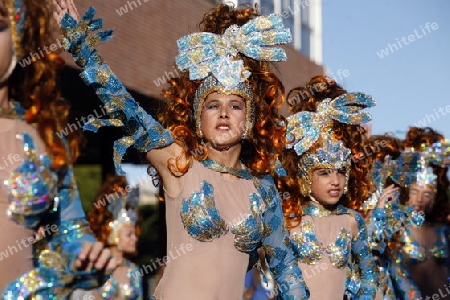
[53,2,177,176]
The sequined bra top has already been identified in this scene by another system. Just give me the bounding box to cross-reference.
[289,204,354,268]
[401,225,450,263]
[99,260,142,300]
[180,159,278,253]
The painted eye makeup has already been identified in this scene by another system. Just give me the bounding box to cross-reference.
[409,189,418,195]
[229,100,244,110]
[205,102,219,109]
[422,192,433,199]
[317,169,332,176]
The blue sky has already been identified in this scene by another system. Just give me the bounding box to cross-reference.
[322,0,449,139]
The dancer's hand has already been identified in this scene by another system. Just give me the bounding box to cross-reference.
[53,0,80,23]
[377,184,398,208]
[74,242,121,273]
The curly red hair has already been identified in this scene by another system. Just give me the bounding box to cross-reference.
[368,134,404,162]
[159,4,286,176]
[277,76,376,227]
[8,0,83,170]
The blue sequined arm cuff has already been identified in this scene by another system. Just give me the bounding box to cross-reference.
[366,207,388,253]
[366,199,424,256]
[60,8,174,174]
[351,211,378,299]
[260,177,309,300]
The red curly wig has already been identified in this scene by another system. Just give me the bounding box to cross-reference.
[8,0,83,170]
[368,134,404,162]
[276,76,376,227]
[158,4,286,176]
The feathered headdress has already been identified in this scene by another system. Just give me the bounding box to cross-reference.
[285,92,376,196]
[107,188,139,245]
[175,13,292,138]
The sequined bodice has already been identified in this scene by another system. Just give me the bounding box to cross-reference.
[180,160,274,253]
[290,219,352,268]
[99,260,142,300]
[401,225,449,263]
[289,204,354,268]
[288,203,378,298]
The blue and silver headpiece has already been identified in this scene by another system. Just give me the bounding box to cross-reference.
[428,139,450,168]
[285,92,375,196]
[175,13,292,138]
[391,148,437,188]
[107,188,139,245]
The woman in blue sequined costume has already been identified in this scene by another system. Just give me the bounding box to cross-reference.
[87,175,143,299]
[275,76,379,299]
[0,0,118,298]
[53,1,310,299]
[358,134,424,300]
[388,127,450,299]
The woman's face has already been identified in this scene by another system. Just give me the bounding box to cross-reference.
[201,92,247,149]
[406,182,435,214]
[118,224,138,255]
[310,168,346,207]
[0,1,14,81]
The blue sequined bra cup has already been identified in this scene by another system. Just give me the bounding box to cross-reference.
[290,220,352,268]
[180,160,276,253]
[401,225,449,263]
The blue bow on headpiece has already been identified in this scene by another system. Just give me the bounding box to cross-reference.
[175,14,292,90]
[286,92,376,155]
[391,148,437,187]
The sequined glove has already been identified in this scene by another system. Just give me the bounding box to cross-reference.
[59,8,173,174]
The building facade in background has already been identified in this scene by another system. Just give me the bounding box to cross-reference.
[63,0,323,101]
[230,0,323,65]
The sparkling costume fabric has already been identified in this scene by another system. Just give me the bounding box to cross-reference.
[59,8,174,175]
[1,1,106,294]
[0,119,41,289]
[389,225,450,299]
[283,90,378,299]
[59,8,309,300]
[157,160,308,299]
[381,145,448,299]
[360,157,424,300]
[1,129,106,299]
[289,203,378,299]
[99,260,143,299]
